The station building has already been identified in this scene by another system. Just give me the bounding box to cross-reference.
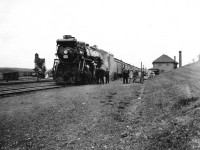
[149,54,178,75]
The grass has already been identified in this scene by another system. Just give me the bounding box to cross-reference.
[137,62,200,149]
[147,119,199,150]
[172,97,199,110]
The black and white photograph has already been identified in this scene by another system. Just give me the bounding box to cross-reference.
[1,0,200,149]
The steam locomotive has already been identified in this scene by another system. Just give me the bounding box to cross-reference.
[53,35,103,84]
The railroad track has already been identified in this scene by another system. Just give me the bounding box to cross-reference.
[0,84,64,97]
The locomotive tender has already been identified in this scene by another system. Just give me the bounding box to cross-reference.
[53,35,138,84]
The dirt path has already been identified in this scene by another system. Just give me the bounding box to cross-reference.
[0,80,145,150]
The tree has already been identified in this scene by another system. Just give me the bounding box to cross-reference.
[34,56,46,80]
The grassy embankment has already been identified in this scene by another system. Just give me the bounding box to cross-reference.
[138,62,200,149]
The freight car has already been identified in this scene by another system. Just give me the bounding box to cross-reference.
[3,72,19,82]
[110,58,137,79]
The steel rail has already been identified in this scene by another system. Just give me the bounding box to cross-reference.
[0,83,57,92]
[0,84,64,97]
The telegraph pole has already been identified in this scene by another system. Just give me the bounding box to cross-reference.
[140,62,143,83]
[143,65,144,73]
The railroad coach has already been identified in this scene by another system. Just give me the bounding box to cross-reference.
[111,58,123,78]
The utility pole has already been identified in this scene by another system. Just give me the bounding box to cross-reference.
[179,51,182,68]
[192,58,195,63]
[197,54,200,61]
[143,65,144,73]
[140,62,144,84]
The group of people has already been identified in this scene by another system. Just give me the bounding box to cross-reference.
[122,68,144,84]
[95,67,145,85]
[95,68,110,84]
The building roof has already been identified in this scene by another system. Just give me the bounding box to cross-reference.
[153,54,178,64]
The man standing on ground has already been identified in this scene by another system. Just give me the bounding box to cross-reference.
[105,68,109,84]
[125,69,129,84]
[95,68,100,84]
[122,68,125,84]
[99,68,105,84]
[133,70,138,83]
[129,70,133,83]
[140,71,144,84]
[122,68,129,84]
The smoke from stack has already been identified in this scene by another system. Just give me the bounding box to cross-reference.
[179,51,182,68]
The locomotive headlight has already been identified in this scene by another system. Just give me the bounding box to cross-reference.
[64,50,68,54]
[63,55,68,58]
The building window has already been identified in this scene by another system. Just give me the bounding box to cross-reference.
[158,63,162,66]
[166,63,169,66]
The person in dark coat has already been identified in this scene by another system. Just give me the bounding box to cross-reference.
[125,69,129,84]
[122,68,129,84]
[99,68,105,84]
[122,68,126,84]
[140,71,144,84]
[95,68,100,84]
[105,68,110,84]
[133,70,138,83]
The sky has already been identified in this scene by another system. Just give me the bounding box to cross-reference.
[1,0,200,70]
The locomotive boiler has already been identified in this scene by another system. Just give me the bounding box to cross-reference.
[53,35,103,84]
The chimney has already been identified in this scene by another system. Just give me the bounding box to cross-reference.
[179,51,182,68]
[174,56,176,62]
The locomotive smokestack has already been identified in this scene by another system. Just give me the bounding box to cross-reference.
[63,35,72,39]
[179,51,182,68]
[35,53,39,59]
